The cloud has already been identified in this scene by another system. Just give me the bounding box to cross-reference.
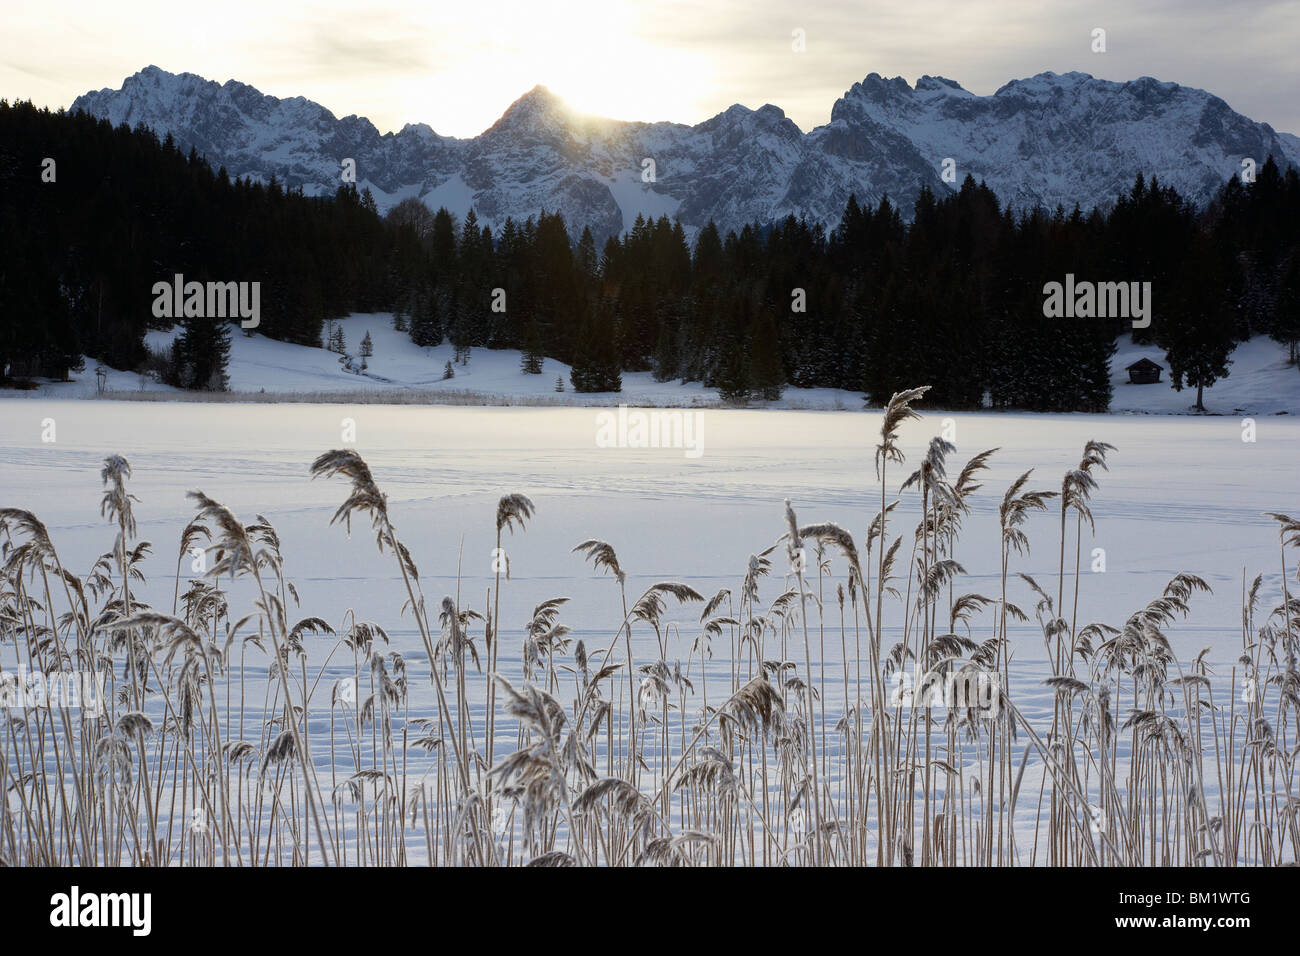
[2,0,1297,137]
[307,31,435,76]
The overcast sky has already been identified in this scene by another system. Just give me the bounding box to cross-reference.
[4,0,1297,138]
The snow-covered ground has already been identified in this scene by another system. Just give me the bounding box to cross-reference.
[2,401,1293,659]
[5,313,1297,415]
[0,315,854,409]
[1109,336,1300,415]
[2,400,1295,862]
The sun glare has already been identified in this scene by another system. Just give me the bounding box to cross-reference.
[541,45,716,125]
[420,0,719,133]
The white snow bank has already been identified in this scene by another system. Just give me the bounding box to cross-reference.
[5,316,1297,415]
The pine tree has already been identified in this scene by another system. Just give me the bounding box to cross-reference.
[569,315,594,392]
[360,331,373,358]
[576,227,599,284]
[443,360,455,380]
[173,318,231,391]
[521,318,544,373]
[749,311,785,400]
[409,289,443,348]
[555,375,565,392]
[1268,251,1300,364]
[570,309,621,392]
[652,318,679,382]
[589,311,622,392]
[1159,235,1237,411]
[716,347,749,403]
[324,322,345,354]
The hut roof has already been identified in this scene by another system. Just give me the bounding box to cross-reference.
[1125,357,1163,372]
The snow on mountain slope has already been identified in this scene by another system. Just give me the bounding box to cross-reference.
[71,67,1298,241]
[1278,131,1300,166]
[5,315,1296,415]
[72,66,461,205]
[836,71,1295,214]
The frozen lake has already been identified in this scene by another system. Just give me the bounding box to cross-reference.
[3,400,1292,648]
[2,399,1296,864]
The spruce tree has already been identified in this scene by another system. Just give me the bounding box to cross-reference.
[1159,236,1237,411]
[749,311,785,400]
[521,318,544,373]
[589,310,622,391]
[174,318,231,391]
[716,348,749,403]
[569,314,593,392]
[409,290,439,347]
[571,309,621,392]
[1269,252,1300,364]
[652,319,679,382]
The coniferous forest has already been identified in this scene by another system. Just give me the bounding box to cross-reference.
[3,99,1299,409]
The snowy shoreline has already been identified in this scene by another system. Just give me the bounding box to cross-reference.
[4,312,1297,416]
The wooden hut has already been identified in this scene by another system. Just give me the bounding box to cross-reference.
[1125,357,1163,385]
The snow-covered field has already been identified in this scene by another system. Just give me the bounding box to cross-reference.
[2,381,1296,864]
[2,400,1292,674]
[1109,336,1300,415]
[6,312,1298,415]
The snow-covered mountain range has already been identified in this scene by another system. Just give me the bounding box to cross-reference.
[73,66,1299,240]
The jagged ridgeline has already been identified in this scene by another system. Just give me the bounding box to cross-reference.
[2,99,1299,408]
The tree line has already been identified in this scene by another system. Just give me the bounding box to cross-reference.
[0,100,385,389]
[3,99,1298,409]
